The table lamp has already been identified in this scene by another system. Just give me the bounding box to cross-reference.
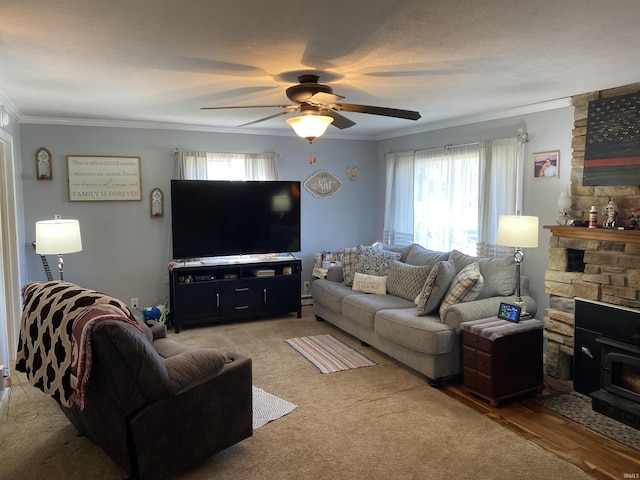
[35,214,82,281]
[496,215,539,313]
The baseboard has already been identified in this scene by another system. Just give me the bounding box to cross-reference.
[301,295,313,306]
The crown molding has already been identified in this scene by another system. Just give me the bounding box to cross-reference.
[16,96,573,142]
[17,115,374,140]
[375,97,573,141]
[0,90,22,123]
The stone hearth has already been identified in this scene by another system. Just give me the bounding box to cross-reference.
[544,226,640,378]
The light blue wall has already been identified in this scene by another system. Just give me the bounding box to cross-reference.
[19,125,377,308]
[18,106,573,317]
[376,107,575,317]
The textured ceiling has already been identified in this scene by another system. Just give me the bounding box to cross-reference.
[1,0,640,139]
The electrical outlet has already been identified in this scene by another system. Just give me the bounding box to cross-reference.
[131,297,139,309]
[303,281,310,294]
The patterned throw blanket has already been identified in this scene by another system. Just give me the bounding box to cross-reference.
[15,281,144,410]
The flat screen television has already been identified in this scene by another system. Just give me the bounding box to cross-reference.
[170,180,301,259]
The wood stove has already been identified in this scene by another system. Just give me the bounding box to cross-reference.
[574,298,640,429]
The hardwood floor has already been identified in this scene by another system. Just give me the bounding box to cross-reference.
[442,377,640,479]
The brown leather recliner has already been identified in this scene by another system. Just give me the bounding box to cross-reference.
[58,318,252,480]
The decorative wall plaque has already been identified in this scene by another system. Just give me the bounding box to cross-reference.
[303,170,343,199]
[150,187,164,217]
[67,155,142,201]
[36,147,52,180]
[584,91,640,186]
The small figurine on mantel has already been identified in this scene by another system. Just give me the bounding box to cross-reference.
[603,197,618,228]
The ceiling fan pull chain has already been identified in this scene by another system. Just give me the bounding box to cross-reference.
[309,145,317,164]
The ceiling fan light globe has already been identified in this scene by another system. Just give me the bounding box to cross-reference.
[286,115,334,142]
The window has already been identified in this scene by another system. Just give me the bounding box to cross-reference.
[205,153,247,179]
[414,144,479,254]
[384,138,522,256]
[176,151,278,181]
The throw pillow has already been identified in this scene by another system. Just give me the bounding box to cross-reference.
[387,261,431,302]
[352,245,402,279]
[352,272,387,295]
[415,260,456,316]
[405,244,450,268]
[341,246,358,286]
[448,250,516,299]
[439,262,484,319]
[378,243,416,263]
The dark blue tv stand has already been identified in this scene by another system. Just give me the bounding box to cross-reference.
[169,255,302,332]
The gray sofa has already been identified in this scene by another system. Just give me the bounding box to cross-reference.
[311,244,536,385]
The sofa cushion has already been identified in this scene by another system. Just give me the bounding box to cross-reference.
[439,262,484,318]
[375,308,456,355]
[352,272,387,295]
[415,260,456,316]
[378,243,415,262]
[311,279,360,315]
[387,261,431,302]
[449,250,516,299]
[405,244,450,267]
[341,246,358,286]
[344,245,402,286]
[342,293,415,329]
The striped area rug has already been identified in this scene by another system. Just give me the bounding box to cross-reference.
[285,334,377,373]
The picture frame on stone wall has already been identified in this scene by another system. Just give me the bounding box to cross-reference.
[533,150,559,179]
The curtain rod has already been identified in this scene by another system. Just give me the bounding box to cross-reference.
[174,148,280,156]
[386,131,528,156]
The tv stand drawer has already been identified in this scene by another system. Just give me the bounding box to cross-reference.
[222,281,260,317]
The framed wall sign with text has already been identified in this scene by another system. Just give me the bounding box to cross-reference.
[67,155,142,201]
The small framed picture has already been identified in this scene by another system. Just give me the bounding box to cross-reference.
[533,150,559,179]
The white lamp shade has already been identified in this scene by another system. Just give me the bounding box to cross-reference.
[496,215,539,248]
[286,115,334,140]
[35,218,82,254]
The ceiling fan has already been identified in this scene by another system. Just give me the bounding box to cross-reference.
[201,74,421,142]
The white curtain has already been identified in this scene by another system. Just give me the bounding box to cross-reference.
[245,153,279,180]
[175,150,278,180]
[383,151,415,245]
[175,150,208,180]
[476,137,522,257]
[383,136,523,256]
[414,144,479,254]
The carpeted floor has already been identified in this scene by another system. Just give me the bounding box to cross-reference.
[540,391,640,451]
[0,307,592,480]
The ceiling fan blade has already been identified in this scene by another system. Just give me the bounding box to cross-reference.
[305,91,345,107]
[325,110,356,129]
[201,104,293,110]
[332,103,421,121]
[237,108,298,127]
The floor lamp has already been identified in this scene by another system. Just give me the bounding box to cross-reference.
[35,215,83,281]
[496,215,539,314]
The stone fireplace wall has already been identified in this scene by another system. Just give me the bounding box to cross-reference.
[545,229,640,377]
[544,81,640,379]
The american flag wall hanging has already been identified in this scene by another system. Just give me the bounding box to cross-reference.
[583,92,640,186]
